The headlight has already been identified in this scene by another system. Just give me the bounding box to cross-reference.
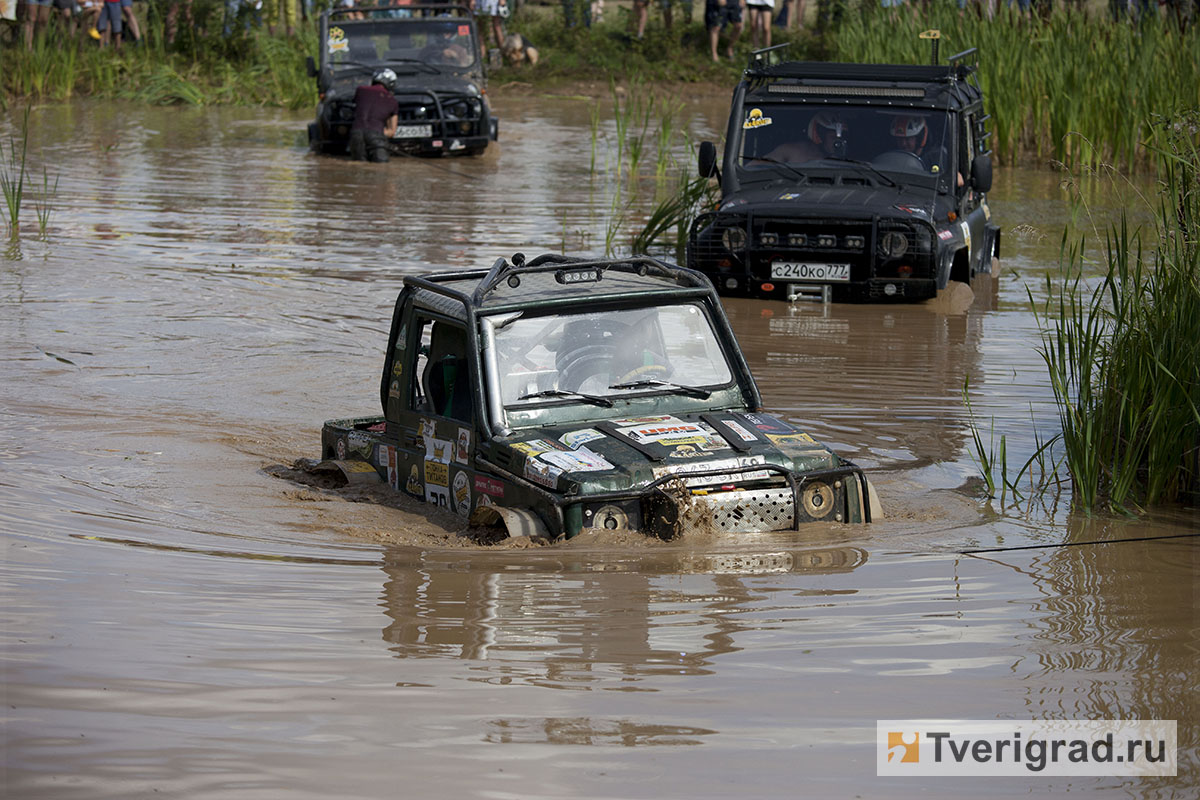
[591,504,630,531]
[880,231,908,258]
[722,226,747,252]
[802,481,835,519]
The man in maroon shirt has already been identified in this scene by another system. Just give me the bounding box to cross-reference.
[350,69,400,163]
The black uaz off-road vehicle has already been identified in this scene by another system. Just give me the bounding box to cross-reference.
[688,43,1001,302]
[307,4,498,158]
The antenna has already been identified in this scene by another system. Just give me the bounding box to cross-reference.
[919,29,941,65]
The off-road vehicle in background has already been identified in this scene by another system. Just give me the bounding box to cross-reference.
[688,39,1000,302]
[307,4,498,158]
[311,253,880,541]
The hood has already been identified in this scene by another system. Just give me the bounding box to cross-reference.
[330,71,480,99]
[722,179,938,222]
[497,412,842,494]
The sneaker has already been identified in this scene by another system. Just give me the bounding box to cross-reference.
[88,27,101,40]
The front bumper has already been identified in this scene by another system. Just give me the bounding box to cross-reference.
[575,462,875,539]
[688,211,938,302]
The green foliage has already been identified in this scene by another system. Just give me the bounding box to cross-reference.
[496,9,743,86]
[1034,113,1200,512]
[1,116,30,240]
[632,172,718,262]
[1,26,317,108]
[829,4,1200,170]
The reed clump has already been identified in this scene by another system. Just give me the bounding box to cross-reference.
[829,5,1200,171]
[1035,112,1199,512]
[1,24,316,109]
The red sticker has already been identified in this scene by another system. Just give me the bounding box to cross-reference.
[474,476,505,497]
[457,25,470,36]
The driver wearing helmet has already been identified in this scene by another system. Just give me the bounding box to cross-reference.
[890,115,928,155]
[349,69,400,163]
[759,111,848,164]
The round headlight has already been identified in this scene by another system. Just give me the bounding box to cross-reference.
[593,504,630,532]
[722,226,747,252]
[802,481,835,519]
[880,232,908,258]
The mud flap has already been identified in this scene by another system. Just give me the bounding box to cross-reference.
[468,506,548,539]
[313,459,382,486]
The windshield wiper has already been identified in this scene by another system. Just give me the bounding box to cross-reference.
[607,379,711,399]
[517,389,614,407]
[384,58,440,74]
[740,155,807,183]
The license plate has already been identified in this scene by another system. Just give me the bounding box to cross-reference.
[393,124,433,139]
[770,262,852,282]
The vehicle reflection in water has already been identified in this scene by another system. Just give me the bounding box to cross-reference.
[722,297,986,472]
[378,544,868,686]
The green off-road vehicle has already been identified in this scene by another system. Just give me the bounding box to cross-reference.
[313,254,880,540]
[689,40,1001,302]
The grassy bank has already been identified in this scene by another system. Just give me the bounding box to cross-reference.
[1033,113,1199,512]
[3,2,1198,170]
[0,12,316,109]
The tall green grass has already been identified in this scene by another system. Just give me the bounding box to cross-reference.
[1,107,61,241]
[1034,113,1199,512]
[1,121,29,240]
[829,5,1200,171]
[1,26,317,109]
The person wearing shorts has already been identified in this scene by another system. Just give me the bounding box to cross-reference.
[631,0,674,38]
[704,0,741,62]
[98,0,121,46]
[95,0,140,42]
[744,0,772,49]
[474,0,505,51]
[119,0,140,42]
[21,0,53,49]
[51,0,78,37]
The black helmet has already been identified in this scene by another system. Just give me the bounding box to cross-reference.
[372,69,398,90]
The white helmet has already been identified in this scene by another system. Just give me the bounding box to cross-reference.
[808,112,848,145]
[372,68,398,90]
[890,115,928,146]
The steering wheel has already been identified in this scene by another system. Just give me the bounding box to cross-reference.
[873,150,927,172]
[615,363,671,384]
[558,346,616,392]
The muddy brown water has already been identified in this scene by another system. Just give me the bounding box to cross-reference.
[1,96,1195,798]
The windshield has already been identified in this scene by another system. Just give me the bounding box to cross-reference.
[739,103,954,180]
[326,18,477,69]
[493,304,735,407]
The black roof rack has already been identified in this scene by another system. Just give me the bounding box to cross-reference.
[326,3,472,21]
[404,253,713,317]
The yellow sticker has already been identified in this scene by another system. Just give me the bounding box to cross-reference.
[328,27,348,54]
[743,108,773,129]
[425,460,448,487]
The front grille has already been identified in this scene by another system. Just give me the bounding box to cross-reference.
[690,211,936,281]
[395,94,483,137]
[698,487,796,531]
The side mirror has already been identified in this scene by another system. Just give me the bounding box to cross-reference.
[970,153,993,194]
[698,141,718,178]
[306,55,318,78]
